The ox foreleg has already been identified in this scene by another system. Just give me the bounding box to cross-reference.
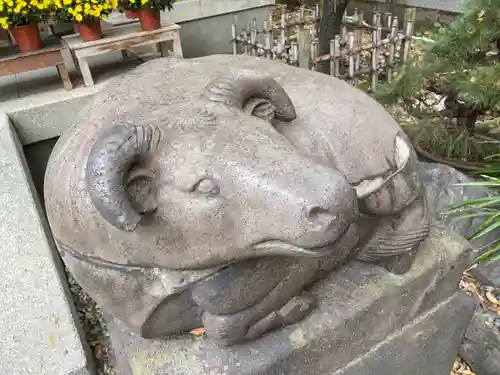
[192,257,322,346]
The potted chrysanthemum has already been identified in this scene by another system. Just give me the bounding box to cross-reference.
[118,0,139,19]
[53,0,117,41]
[0,0,54,52]
[120,0,177,31]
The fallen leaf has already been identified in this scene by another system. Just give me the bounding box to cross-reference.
[190,328,205,336]
[486,291,500,306]
[451,357,476,375]
[46,334,54,346]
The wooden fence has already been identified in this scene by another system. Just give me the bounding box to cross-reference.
[231,5,415,91]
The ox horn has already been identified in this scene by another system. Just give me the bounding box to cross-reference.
[201,70,297,122]
[85,122,161,232]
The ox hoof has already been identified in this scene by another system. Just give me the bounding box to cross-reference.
[245,295,315,341]
[203,295,315,347]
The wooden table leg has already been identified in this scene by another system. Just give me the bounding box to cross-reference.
[159,41,169,57]
[56,63,73,90]
[172,34,183,58]
[78,56,94,87]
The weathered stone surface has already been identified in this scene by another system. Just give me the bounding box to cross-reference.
[45,54,429,346]
[3,86,97,146]
[421,162,493,237]
[332,292,475,375]
[421,162,500,286]
[476,265,500,287]
[106,229,474,375]
[460,309,500,375]
[0,113,93,375]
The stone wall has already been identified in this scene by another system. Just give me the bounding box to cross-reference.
[161,0,276,58]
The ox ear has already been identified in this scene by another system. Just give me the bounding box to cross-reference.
[85,122,161,232]
[201,70,297,122]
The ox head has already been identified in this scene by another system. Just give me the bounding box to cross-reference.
[84,70,360,269]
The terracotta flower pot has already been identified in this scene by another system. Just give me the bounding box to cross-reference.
[10,23,43,53]
[125,9,140,19]
[138,9,161,31]
[76,22,103,42]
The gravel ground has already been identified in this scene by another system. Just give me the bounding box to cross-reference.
[66,270,116,375]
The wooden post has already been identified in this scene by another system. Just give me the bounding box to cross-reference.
[251,18,258,56]
[333,35,341,77]
[231,18,238,55]
[311,37,319,71]
[298,28,312,69]
[402,9,415,62]
[371,21,379,90]
[347,32,355,85]
[387,17,398,83]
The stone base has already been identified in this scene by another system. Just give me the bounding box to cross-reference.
[106,229,476,375]
[333,292,474,375]
[459,309,500,375]
[421,162,500,288]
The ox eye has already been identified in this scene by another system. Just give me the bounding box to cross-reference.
[193,178,219,195]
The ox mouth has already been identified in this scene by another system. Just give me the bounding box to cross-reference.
[253,226,352,258]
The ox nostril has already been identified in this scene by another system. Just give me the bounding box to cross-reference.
[306,206,336,229]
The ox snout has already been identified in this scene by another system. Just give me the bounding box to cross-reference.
[253,163,359,256]
[294,168,359,248]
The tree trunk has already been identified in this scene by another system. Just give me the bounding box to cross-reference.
[318,0,349,73]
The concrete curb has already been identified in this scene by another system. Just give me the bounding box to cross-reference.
[1,84,102,146]
[0,112,94,375]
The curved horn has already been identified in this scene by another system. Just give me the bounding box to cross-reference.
[201,70,297,122]
[85,122,161,232]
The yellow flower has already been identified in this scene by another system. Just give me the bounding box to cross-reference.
[75,4,81,10]
[0,17,8,29]
[75,13,82,20]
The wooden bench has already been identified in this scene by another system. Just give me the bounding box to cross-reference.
[61,22,183,87]
[0,42,73,91]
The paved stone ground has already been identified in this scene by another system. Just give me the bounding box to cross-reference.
[0,115,92,375]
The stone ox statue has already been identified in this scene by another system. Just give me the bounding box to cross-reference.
[44,55,429,347]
